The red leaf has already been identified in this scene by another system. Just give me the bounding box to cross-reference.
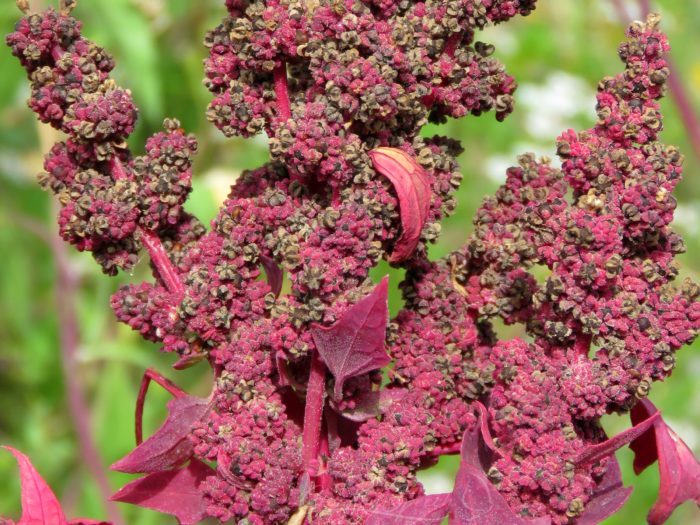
[630,399,700,524]
[260,255,283,297]
[311,277,390,399]
[449,464,551,525]
[68,521,111,525]
[573,410,661,467]
[366,493,451,525]
[576,457,632,525]
[110,459,214,525]
[112,395,209,473]
[368,148,431,263]
[450,404,550,525]
[3,446,67,525]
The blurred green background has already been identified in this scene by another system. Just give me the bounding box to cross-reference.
[0,0,699,523]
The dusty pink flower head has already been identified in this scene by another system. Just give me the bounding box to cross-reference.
[5,2,700,525]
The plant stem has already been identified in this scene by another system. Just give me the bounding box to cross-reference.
[139,230,185,297]
[108,156,185,298]
[273,61,292,121]
[301,351,326,481]
[444,32,461,58]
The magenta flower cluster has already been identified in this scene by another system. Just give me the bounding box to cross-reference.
[5,1,700,525]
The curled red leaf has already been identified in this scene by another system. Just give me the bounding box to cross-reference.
[368,148,431,263]
[451,404,549,525]
[366,493,451,525]
[573,410,661,467]
[112,395,210,473]
[260,254,283,297]
[110,459,214,525]
[576,457,632,525]
[630,399,700,525]
[311,277,390,399]
[3,446,67,525]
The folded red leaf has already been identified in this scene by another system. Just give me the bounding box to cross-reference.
[449,463,551,525]
[3,446,68,525]
[460,402,499,470]
[451,404,550,525]
[112,395,209,473]
[630,399,700,524]
[311,277,390,399]
[110,459,214,525]
[368,148,431,263]
[573,410,660,467]
[576,457,632,525]
[365,493,451,525]
[260,254,283,297]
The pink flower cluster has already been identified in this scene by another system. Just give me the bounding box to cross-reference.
[5,2,700,525]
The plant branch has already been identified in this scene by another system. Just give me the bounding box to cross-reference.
[301,351,327,484]
[108,156,185,298]
[273,61,292,121]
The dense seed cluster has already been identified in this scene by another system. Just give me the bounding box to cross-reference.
[7,2,700,525]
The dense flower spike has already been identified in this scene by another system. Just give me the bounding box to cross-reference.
[6,2,700,525]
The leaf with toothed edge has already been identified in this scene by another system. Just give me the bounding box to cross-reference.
[110,459,214,525]
[629,399,700,525]
[111,395,209,473]
[311,277,390,399]
[368,148,431,263]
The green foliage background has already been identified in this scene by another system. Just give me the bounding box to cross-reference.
[0,1,699,523]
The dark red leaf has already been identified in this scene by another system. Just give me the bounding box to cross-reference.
[460,402,499,471]
[172,352,207,370]
[630,399,700,524]
[3,446,67,525]
[311,277,390,399]
[68,520,111,525]
[112,395,209,473]
[110,459,214,525]
[573,410,660,467]
[449,463,551,525]
[260,255,283,297]
[576,457,632,525]
[450,403,550,525]
[368,148,431,263]
[366,493,451,525]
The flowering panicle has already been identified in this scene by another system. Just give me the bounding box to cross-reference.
[5,2,700,525]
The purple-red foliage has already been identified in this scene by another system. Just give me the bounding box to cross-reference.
[4,1,700,525]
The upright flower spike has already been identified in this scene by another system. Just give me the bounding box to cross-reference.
[6,2,700,525]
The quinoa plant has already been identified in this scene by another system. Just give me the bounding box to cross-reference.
[3,0,700,524]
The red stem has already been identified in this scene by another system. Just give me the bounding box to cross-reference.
[273,61,292,121]
[108,156,184,297]
[301,351,326,480]
[444,32,461,58]
[135,368,187,444]
[316,417,333,492]
[140,230,185,297]
[574,334,592,357]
